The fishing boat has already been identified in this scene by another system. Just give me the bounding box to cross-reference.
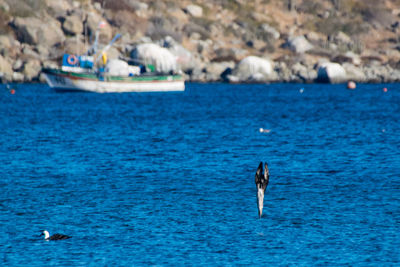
[42,64,185,93]
[42,32,185,93]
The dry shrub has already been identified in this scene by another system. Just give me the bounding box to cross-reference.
[92,0,135,12]
[351,1,393,28]
[6,0,46,17]
[298,0,323,14]
[315,15,368,36]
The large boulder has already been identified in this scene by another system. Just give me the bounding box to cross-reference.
[330,31,352,46]
[44,0,72,16]
[0,54,13,79]
[317,62,347,83]
[130,43,178,73]
[36,45,50,60]
[185,4,203,17]
[305,31,325,44]
[205,61,235,81]
[259,23,280,40]
[21,45,39,59]
[0,0,9,12]
[362,65,396,83]
[12,72,25,82]
[343,63,366,82]
[160,36,194,71]
[0,35,12,58]
[0,35,11,50]
[13,17,41,45]
[291,62,317,83]
[212,47,248,62]
[274,61,292,82]
[284,35,313,53]
[125,0,149,12]
[64,36,87,55]
[0,36,20,60]
[13,59,23,71]
[85,12,113,42]
[229,56,273,82]
[62,15,83,35]
[23,59,41,81]
[13,17,65,46]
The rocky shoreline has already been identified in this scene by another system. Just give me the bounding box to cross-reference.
[1,0,400,84]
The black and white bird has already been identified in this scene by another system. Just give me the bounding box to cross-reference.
[255,162,270,218]
[42,230,71,241]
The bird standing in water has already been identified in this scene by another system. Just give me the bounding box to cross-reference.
[255,162,269,218]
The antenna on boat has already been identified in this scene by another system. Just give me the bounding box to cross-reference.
[83,13,87,54]
[89,21,107,55]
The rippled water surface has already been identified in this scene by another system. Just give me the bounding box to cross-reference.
[1,83,399,265]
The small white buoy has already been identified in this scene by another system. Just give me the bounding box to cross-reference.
[299,88,304,93]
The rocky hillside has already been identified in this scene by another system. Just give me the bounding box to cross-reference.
[1,0,400,83]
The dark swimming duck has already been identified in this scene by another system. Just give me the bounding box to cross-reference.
[42,230,71,241]
[255,162,270,218]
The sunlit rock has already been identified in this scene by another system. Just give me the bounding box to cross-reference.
[185,4,203,17]
[0,54,13,79]
[23,59,41,81]
[230,56,273,82]
[62,15,83,35]
[284,35,313,54]
[317,62,347,83]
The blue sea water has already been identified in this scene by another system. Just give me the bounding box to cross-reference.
[0,83,399,266]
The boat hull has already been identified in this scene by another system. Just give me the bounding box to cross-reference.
[42,68,185,93]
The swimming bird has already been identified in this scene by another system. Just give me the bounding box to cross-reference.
[259,128,271,133]
[42,230,71,241]
[255,162,269,218]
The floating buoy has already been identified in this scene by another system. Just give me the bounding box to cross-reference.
[299,88,304,93]
[10,89,15,94]
[383,87,388,92]
[347,81,356,90]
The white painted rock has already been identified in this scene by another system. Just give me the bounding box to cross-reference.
[231,56,273,82]
[317,62,347,83]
